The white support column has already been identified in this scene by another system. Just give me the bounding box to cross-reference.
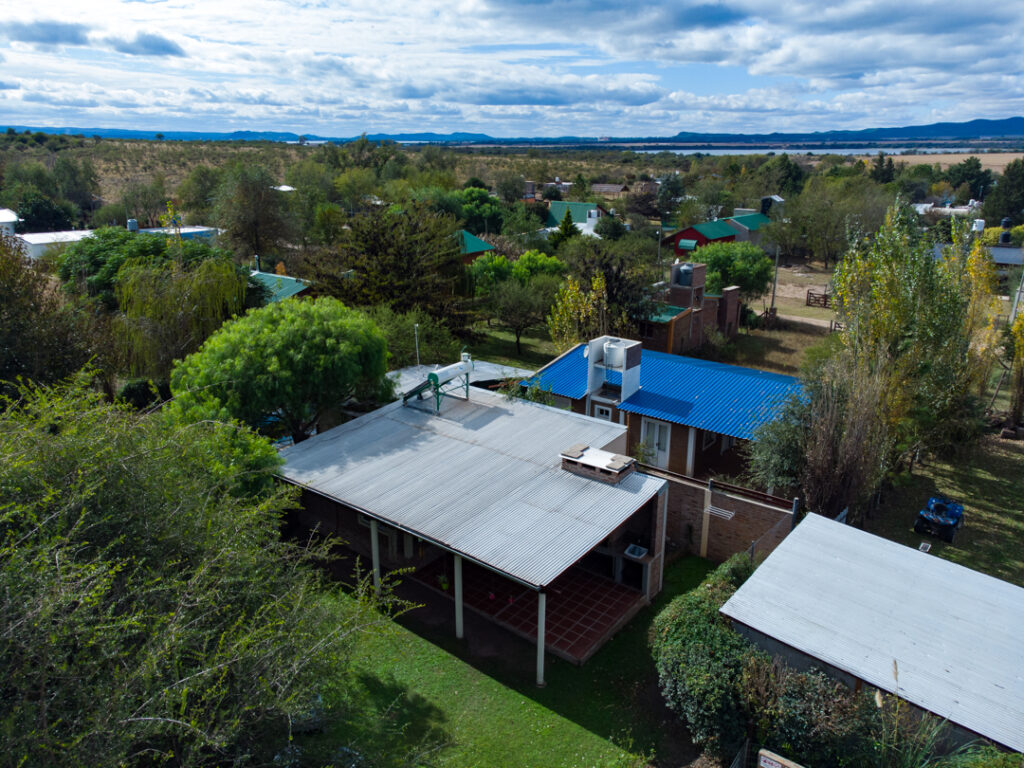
[454,555,464,640]
[686,426,697,476]
[536,592,547,687]
[369,518,381,592]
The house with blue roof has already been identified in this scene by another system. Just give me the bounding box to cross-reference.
[530,336,800,478]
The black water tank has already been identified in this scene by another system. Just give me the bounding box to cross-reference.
[761,196,772,215]
[677,264,693,286]
[1002,217,1013,229]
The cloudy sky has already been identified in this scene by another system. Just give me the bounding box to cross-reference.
[2,1,1023,137]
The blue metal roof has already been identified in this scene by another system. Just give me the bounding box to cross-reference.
[530,345,800,440]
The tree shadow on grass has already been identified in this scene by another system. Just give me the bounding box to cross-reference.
[302,669,451,767]
[390,558,713,767]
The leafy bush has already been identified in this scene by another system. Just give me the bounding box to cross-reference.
[742,654,876,766]
[650,555,754,756]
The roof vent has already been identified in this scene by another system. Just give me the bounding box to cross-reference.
[560,445,636,484]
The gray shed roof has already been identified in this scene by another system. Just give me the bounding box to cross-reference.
[279,388,665,589]
[721,514,1024,752]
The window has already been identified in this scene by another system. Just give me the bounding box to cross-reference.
[702,430,716,450]
[594,405,613,421]
[720,435,734,454]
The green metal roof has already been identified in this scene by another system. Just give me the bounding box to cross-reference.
[676,239,697,251]
[725,212,771,231]
[250,270,310,302]
[546,201,601,227]
[457,229,494,255]
[693,219,738,240]
[648,304,688,323]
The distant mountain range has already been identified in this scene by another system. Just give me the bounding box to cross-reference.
[9,117,1024,145]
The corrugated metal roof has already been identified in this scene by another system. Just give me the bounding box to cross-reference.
[388,360,535,396]
[279,388,664,588]
[721,514,1024,752]
[693,219,737,240]
[677,239,697,251]
[529,345,800,440]
[457,229,494,255]
[725,212,771,231]
[250,270,310,302]
[546,201,602,227]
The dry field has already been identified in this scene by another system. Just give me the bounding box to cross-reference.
[855,152,1024,173]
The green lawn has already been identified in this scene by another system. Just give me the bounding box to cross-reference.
[467,323,559,371]
[866,435,1024,586]
[317,557,714,767]
[714,321,829,377]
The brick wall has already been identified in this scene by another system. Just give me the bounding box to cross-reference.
[648,470,793,563]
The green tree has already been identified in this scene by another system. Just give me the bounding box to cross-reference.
[57,227,239,309]
[362,305,460,368]
[984,158,1024,225]
[491,275,560,355]
[115,257,248,381]
[119,174,169,228]
[14,191,75,233]
[170,297,390,444]
[215,163,291,258]
[0,377,396,766]
[594,215,627,240]
[547,274,610,352]
[175,164,224,222]
[560,236,653,330]
[547,207,579,250]
[750,209,1000,518]
[944,156,994,201]
[310,202,466,325]
[0,234,94,394]
[695,241,774,300]
[53,155,99,213]
[455,186,503,235]
[495,172,524,204]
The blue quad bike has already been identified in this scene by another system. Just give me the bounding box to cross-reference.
[914,496,964,543]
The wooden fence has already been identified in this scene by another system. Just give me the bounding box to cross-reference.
[805,289,832,308]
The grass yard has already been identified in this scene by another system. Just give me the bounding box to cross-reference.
[468,323,559,371]
[317,557,715,767]
[718,321,830,376]
[866,435,1024,587]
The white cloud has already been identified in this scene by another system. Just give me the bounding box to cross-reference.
[1,1,1021,135]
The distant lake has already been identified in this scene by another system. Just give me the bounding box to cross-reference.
[634,146,972,156]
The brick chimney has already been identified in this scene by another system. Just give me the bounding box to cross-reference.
[560,444,636,484]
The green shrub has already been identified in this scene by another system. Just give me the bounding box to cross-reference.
[650,555,754,756]
[742,654,876,767]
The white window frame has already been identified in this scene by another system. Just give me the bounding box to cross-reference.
[594,404,613,421]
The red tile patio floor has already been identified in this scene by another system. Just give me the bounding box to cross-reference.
[414,556,646,664]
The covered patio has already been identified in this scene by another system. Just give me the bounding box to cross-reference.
[280,386,667,685]
[414,556,647,664]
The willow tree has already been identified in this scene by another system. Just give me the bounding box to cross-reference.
[115,257,247,381]
[547,274,610,353]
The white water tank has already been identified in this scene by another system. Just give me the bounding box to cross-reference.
[972,219,985,233]
[603,339,625,368]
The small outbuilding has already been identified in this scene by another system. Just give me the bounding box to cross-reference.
[720,513,1024,753]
